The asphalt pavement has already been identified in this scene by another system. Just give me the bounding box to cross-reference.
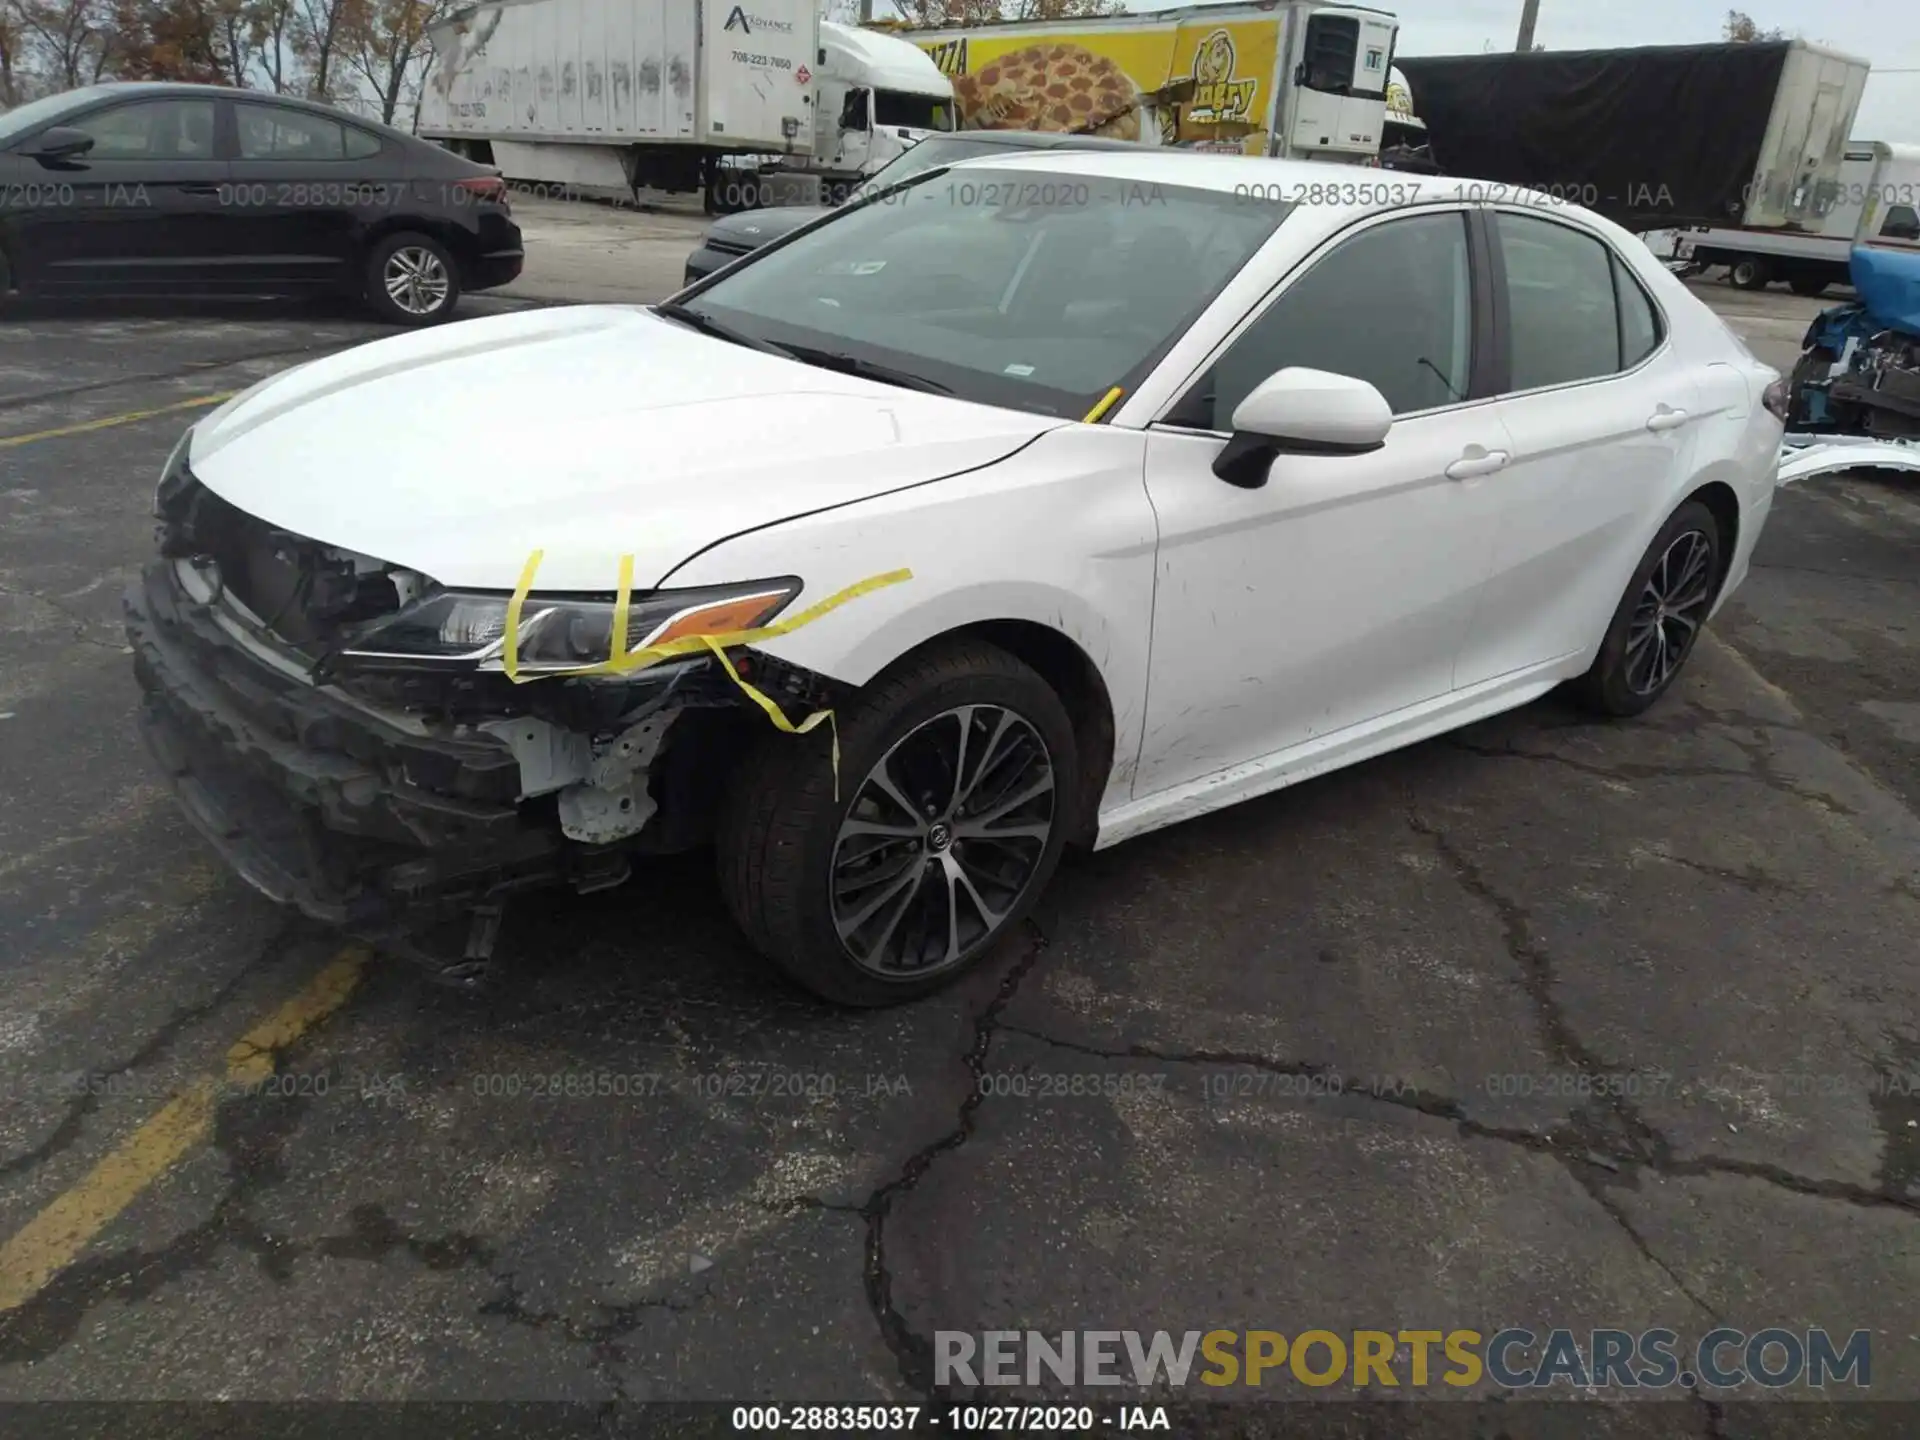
[0,267,1917,1438]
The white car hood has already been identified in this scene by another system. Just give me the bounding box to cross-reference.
[188,305,1064,591]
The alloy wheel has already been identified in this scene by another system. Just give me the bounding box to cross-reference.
[383,246,451,316]
[1625,528,1714,695]
[829,704,1056,978]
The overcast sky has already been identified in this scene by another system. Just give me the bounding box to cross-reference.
[1379,0,1920,142]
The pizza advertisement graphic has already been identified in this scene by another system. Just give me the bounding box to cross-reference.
[916,18,1277,153]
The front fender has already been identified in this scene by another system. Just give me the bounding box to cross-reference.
[660,425,1159,808]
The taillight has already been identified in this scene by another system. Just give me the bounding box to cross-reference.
[455,175,509,210]
[1763,378,1790,422]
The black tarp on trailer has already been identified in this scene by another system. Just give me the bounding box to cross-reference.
[1395,42,1792,230]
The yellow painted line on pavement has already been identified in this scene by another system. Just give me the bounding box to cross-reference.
[0,946,369,1312]
[0,391,236,451]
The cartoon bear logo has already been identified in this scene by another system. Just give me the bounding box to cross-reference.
[1194,28,1234,87]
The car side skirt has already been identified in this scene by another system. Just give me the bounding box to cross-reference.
[1093,657,1576,849]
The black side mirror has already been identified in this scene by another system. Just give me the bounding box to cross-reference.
[840,89,869,132]
[22,127,95,163]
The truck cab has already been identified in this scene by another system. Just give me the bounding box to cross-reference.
[1278,4,1398,163]
[812,22,956,187]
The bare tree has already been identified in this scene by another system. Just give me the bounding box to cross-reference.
[15,0,115,89]
[339,0,444,123]
[0,2,24,105]
[887,0,1120,24]
[293,0,353,99]
[1723,9,1787,41]
[249,0,297,88]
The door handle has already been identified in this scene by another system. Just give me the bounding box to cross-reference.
[1444,447,1510,481]
[179,184,223,196]
[1646,406,1691,432]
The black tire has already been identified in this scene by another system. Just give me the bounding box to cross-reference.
[1728,257,1772,290]
[1788,275,1830,297]
[363,230,462,327]
[716,638,1078,1007]
[1569,500,1724,718]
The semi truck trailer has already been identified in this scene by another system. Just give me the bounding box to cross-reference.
[1395,40,1870,233]
[417,0,956,211]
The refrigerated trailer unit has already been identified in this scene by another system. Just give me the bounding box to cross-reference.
[881,1,1402,163]
[1395,40,1870,233]
[417,0,955,207]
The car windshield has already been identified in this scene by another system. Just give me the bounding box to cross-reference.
[0,88,110,146]
[689,166,1290,418]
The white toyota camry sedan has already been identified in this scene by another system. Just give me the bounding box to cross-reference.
[128,151,1788,1005]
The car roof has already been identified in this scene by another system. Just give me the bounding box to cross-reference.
[945,147,1471,205]
[934,129,1144,152]
[44,81,416,139]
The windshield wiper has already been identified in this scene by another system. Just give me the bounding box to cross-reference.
[653,301,794,357]
[776,343,954,395]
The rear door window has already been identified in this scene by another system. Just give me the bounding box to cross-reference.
[1496,211,1633,391]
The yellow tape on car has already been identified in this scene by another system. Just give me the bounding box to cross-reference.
[502,553,913,797]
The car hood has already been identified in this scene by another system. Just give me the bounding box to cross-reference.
[187,305,1064,592]
[704,205,833,250]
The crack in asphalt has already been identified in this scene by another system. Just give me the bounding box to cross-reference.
[856,918,1053,1405]
[0,913,301,1183]
[0,1079,321,1364]
[0,338,352,412]
[0,580,127,654]
[479,1262,709,1418]
[1446,727,1856,819]
[989,809,1920,1332]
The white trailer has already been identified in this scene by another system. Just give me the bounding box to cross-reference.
[417,0,955,211]
[1656,142,1920,296]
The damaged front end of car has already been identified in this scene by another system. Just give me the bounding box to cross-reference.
[125,431,840,987]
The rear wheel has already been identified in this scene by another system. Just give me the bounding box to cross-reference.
[1788,274,1830,297]
[1569,500,1723,718]
[363,231,461,326]
[1729,257,1772,290]
[716,639,1077,1007]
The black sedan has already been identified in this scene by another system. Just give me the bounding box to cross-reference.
[681,129,1149,288]
[0,82,522,325]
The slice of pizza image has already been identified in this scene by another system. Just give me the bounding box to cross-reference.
[952,43,1157,143]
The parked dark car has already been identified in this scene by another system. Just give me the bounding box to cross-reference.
[681,130,1149,287]
[0,82,522,325]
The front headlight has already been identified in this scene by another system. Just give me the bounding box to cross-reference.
[333,578,801,676]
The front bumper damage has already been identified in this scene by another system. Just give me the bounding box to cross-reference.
[126,551,819,972]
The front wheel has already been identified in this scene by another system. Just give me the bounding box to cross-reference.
[1728,257,1772,290]
[1568,500,1723,718]
[363,231,462,326]
[716,639,1078,1007]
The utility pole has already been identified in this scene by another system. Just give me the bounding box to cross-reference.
[1515,0,1539,51]
[859,0,872,19]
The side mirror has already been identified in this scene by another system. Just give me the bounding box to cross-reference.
[22,126,95,162]
[1211,368,1392,488]
[840,90,870,132]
